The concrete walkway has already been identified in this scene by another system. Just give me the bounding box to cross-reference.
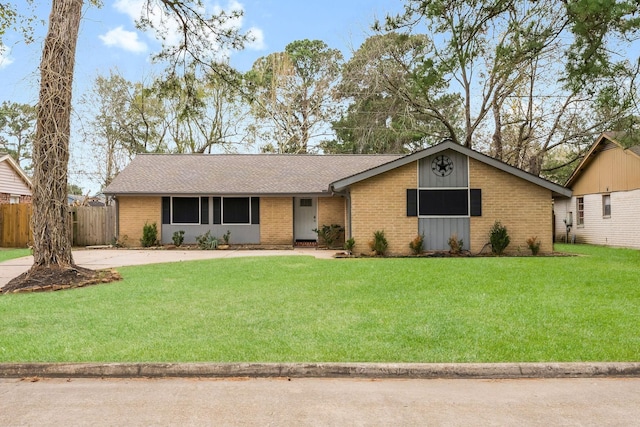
[0,247,337,288]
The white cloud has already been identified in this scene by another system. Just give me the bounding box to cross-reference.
[0,45,14,69]
[246,27,265,50]
[113,0,146,21]
[99,26,148,53]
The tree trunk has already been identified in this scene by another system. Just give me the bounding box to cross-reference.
[31,0,83,268]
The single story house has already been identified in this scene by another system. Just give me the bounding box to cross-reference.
[104,140,570,255]
[0,153,32,204]
[553,132,640,249]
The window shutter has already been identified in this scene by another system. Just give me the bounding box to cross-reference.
[162,197,170,224]
[251,197,260,224]
[213,197,221,224]
[470,189,482,216]
[201,197,209,224]
[406,189,417,217]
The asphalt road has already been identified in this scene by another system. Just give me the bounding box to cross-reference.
[1,377,639,426]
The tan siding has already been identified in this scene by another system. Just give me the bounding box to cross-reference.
[573,146,640,195]
[117,196,162,246]
[350,162,417,255]
[0,161,31,196]
[260,197,293,245]
[469,159,553,254]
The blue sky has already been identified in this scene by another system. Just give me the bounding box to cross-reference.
[0,0,406,105]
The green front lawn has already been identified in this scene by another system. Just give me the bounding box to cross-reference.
[1,244,638,363]
[0,248,31,263]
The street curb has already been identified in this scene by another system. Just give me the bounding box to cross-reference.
[2,362,640,379]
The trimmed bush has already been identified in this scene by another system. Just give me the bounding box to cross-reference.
[369,230,388,256]
[172,230,185,247]
[448,234,464,254]
[140,222,158,247]
[409,234,424,255]
[489,221,510,255]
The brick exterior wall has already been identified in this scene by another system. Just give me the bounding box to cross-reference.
[350,162,417,255]
[260,197,293,245]
[554,190,640,249]
[117,196,162,246]
[317,196,346,246]
[0,193,32,204]
[469,158,553,254]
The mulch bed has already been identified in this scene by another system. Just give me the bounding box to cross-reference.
[2,266,122,295]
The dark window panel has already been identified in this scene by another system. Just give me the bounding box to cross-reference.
[406,189,417,217]
[172,197,200,224]
[223,197,250,224]
[251,197,260,224]
[419,189,468,216]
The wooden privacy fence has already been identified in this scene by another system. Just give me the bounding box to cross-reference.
[0,204,32,247]
[0,204,116,248]
[71,205,116,246]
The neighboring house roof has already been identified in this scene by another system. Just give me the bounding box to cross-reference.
[330,140,572,197]
[564,132,640,188]
[104,154,403,196]
[0,153,32,195]
[68,194,106,206]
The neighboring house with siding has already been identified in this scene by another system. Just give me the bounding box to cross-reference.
[104,140,570,254]
[0,154,32,204]
[553,133,640,249]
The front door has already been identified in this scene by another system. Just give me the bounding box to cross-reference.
[294,197,317,241]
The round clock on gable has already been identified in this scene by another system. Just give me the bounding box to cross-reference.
[431,155,454,177]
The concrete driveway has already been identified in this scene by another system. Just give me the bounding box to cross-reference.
[0,247,337,288]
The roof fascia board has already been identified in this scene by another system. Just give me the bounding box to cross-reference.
[107,192,336,198]
[330,141,571,197]
[564,134,609,188]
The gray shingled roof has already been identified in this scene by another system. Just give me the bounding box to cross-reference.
[104,153,403,195]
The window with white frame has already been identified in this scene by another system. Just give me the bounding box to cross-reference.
[9,195,20,204]
[576,197,584,226]
[602,194,611,218]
